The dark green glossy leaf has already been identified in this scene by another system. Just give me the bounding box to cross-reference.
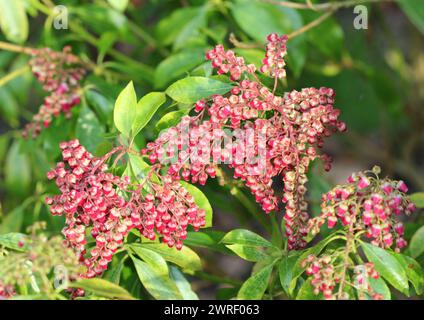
[361,242,409,295]
[221,229,272,247]
[237,261,275,299]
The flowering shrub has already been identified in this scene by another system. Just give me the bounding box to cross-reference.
[0,0,423,302]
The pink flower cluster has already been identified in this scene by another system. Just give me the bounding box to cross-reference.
[23,47,86,138]
[0,283,15,299]
[46,140,205,277]
[308,167,416,251]
[143,34,346,250]
[302,255,382,300]
[260,33,288,78]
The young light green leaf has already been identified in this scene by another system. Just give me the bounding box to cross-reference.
[169,266,199,300]
[130,246,169,275]
[131,256,182,300]
[132,92,166,137]
[0,232,27,251]
[361,242,409,295]
[180,181,213,228]
[0,0,28,43]
[410,192,424,208]
[131,243,202,273]
[69,278,135,300]
[155,110,188,132]
[113,81,137,138]
[221,229,272,247]
[225,244,268,262]
[107,0,129,12]
[367,276,391,300]
[237,262,275,300]
[410,225,424,258]
[296,278,321,300]
[166,77,233,104]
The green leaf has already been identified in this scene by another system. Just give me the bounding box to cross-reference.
[221,229,272,247]
[225,244,268,262]
[0,87,19,127]
[127,153,155,184]
[169,266,199,300]
[107,0,129,12]
[184,230,231,254]
[234,48,264,69]
[361,242,409,295]
[154,48,206,88]
[231,0,293,41]
[0,207,24,234]
[367,276,391,300]
[303,13,344,59]
[76,103,104,154]
[166,77,233,104]
[70,278,135,300]
[103,257,126,284]
[296,278,321,300]
[5,141,31,196]
[410,192,424,208]
[132,92,166,137]
[397,0,424,34]
[156,7,204,47]
[180,181,213,228]
[131,255,182,300]
[155,110,188,132]
[393,253,424,295]
[173,6,208,51]
[0,0,28,43]
[0,232,27,251]
[131,243,202,273]
[85,90,114,125]
[279,252,302,295]
[113,81,137,139]
[409,225,424,258]
[237,262,275,299]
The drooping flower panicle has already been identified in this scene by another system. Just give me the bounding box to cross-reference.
[46,139,205,277]
[143,34,346,250]
[308,167,416,251]
[23,47,86,139]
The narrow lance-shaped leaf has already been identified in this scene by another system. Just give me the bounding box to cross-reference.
[113,81,137,139]
[69,278,135,300]
[132,92,166,137]
[166,76,233,104]
[237,261,276,300]
[0,0,28,43]
[409,225,424,258]
[221,229,272,247]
